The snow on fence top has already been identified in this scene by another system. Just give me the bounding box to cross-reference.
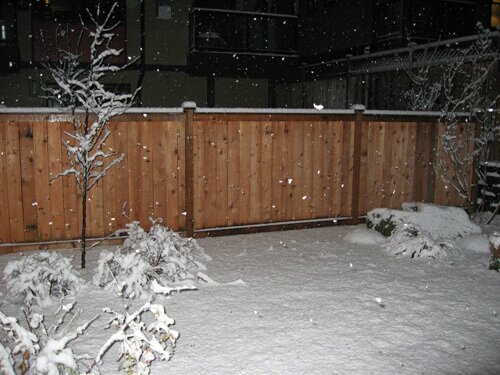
[0,106,478,118]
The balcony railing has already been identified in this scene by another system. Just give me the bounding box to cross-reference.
[189,8,298,55]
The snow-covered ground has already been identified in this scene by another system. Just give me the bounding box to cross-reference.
[1,221,499,374]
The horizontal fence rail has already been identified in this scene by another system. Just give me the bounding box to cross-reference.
[0,106,475,252]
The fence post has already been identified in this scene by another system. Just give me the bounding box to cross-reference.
[182,101,196,237]
[351,104,365,224]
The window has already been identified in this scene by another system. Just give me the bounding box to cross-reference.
[157,0,172,20]
[374,0,402,41]
[492,1,500,28]
[442,1,475,38]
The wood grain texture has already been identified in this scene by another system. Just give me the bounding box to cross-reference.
[0,113,475,246]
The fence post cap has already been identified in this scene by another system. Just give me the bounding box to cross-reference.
[182,101,197,110]
[351,104,365,111]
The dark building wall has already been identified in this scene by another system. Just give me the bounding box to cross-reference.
[297,0,492,63]
[298,0,373,61]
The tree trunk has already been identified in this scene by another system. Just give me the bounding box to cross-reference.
[81,180,88,269]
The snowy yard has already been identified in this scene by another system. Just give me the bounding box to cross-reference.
[1,218,499,374]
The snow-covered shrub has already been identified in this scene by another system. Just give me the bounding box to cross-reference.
[367,203,481,259]
[3,252,83,307]
[94,220,208,298]
[489,233,500,271]
[367,203,481,240]
[93,282,183,375]
[0,302,96,375]
[0,310,39,375]
[385,224,455,259]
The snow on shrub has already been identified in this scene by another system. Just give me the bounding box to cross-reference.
[92,281,187,375]
[367,203,481,240]
[0,301,97,375]
[3,252,83,307]
[385,223,455,259]
[94,220,208,298]
[366,203,481,259]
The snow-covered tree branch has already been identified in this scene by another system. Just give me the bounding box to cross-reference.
[43,2,139,268]
[405,24,499,212]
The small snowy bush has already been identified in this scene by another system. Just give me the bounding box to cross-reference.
[385,224,455,259]
[367,203,481,240]
[0,302,96,375]
[367,203,480,259]
[3,252,83,307]
[94,220,208,298]
[92,282,186,375]
[0,310,38,375]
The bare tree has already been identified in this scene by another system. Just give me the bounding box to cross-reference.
[44,3,138,268]
[405,24,499,213]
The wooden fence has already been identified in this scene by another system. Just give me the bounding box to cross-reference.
[0,106,475,252]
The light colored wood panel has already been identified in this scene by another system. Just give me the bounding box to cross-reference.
[152,122,167,224]
[260,122,273,222]
[290,121,304,220]
[227,121,241,226]
[126,123,141,223]
[331,121,344,216]
[340,121,353,217]
[0,122,11,244]
[239,122,251,224]
[193,122,205,229]
[271,121,285,221]
[358,121,369,215]
[302,122,314,219]
[47,123,65,239]
[216,121,229,227]
[139,122,154,228]
[113,123,129,231]
[249,121,262,223]
[32,122,51,241]
[166,121,181,229]
[18,122,37,242]
[60,122,79,239]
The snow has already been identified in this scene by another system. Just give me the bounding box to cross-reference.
[1,220,499,374]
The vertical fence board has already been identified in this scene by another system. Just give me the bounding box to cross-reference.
[102,124,118,234]
[193,122,204,229]
[249,121,262,223]
[271,121,284,221]
[176,120,186,231]
[166,121,181,229]
[6,122,25,242]
[60,122,79,239]
[152,122,167,224]
[216,121,228,227]
[139,122,154,227]
[113,123,128,230]
[311,121,324,217]
[260,121,273,223]
[18,122,37,242]
[358,121,369,215]
[126,123,140,223]
[330,121,342,216]
[227,121,240,226]
[32,122,51,241]
[47,123,65,239]
[340,122,352,217]
[239,122,251,224]
[203,122,218,228]
[0,122,11,244]
[302,122,314,219]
